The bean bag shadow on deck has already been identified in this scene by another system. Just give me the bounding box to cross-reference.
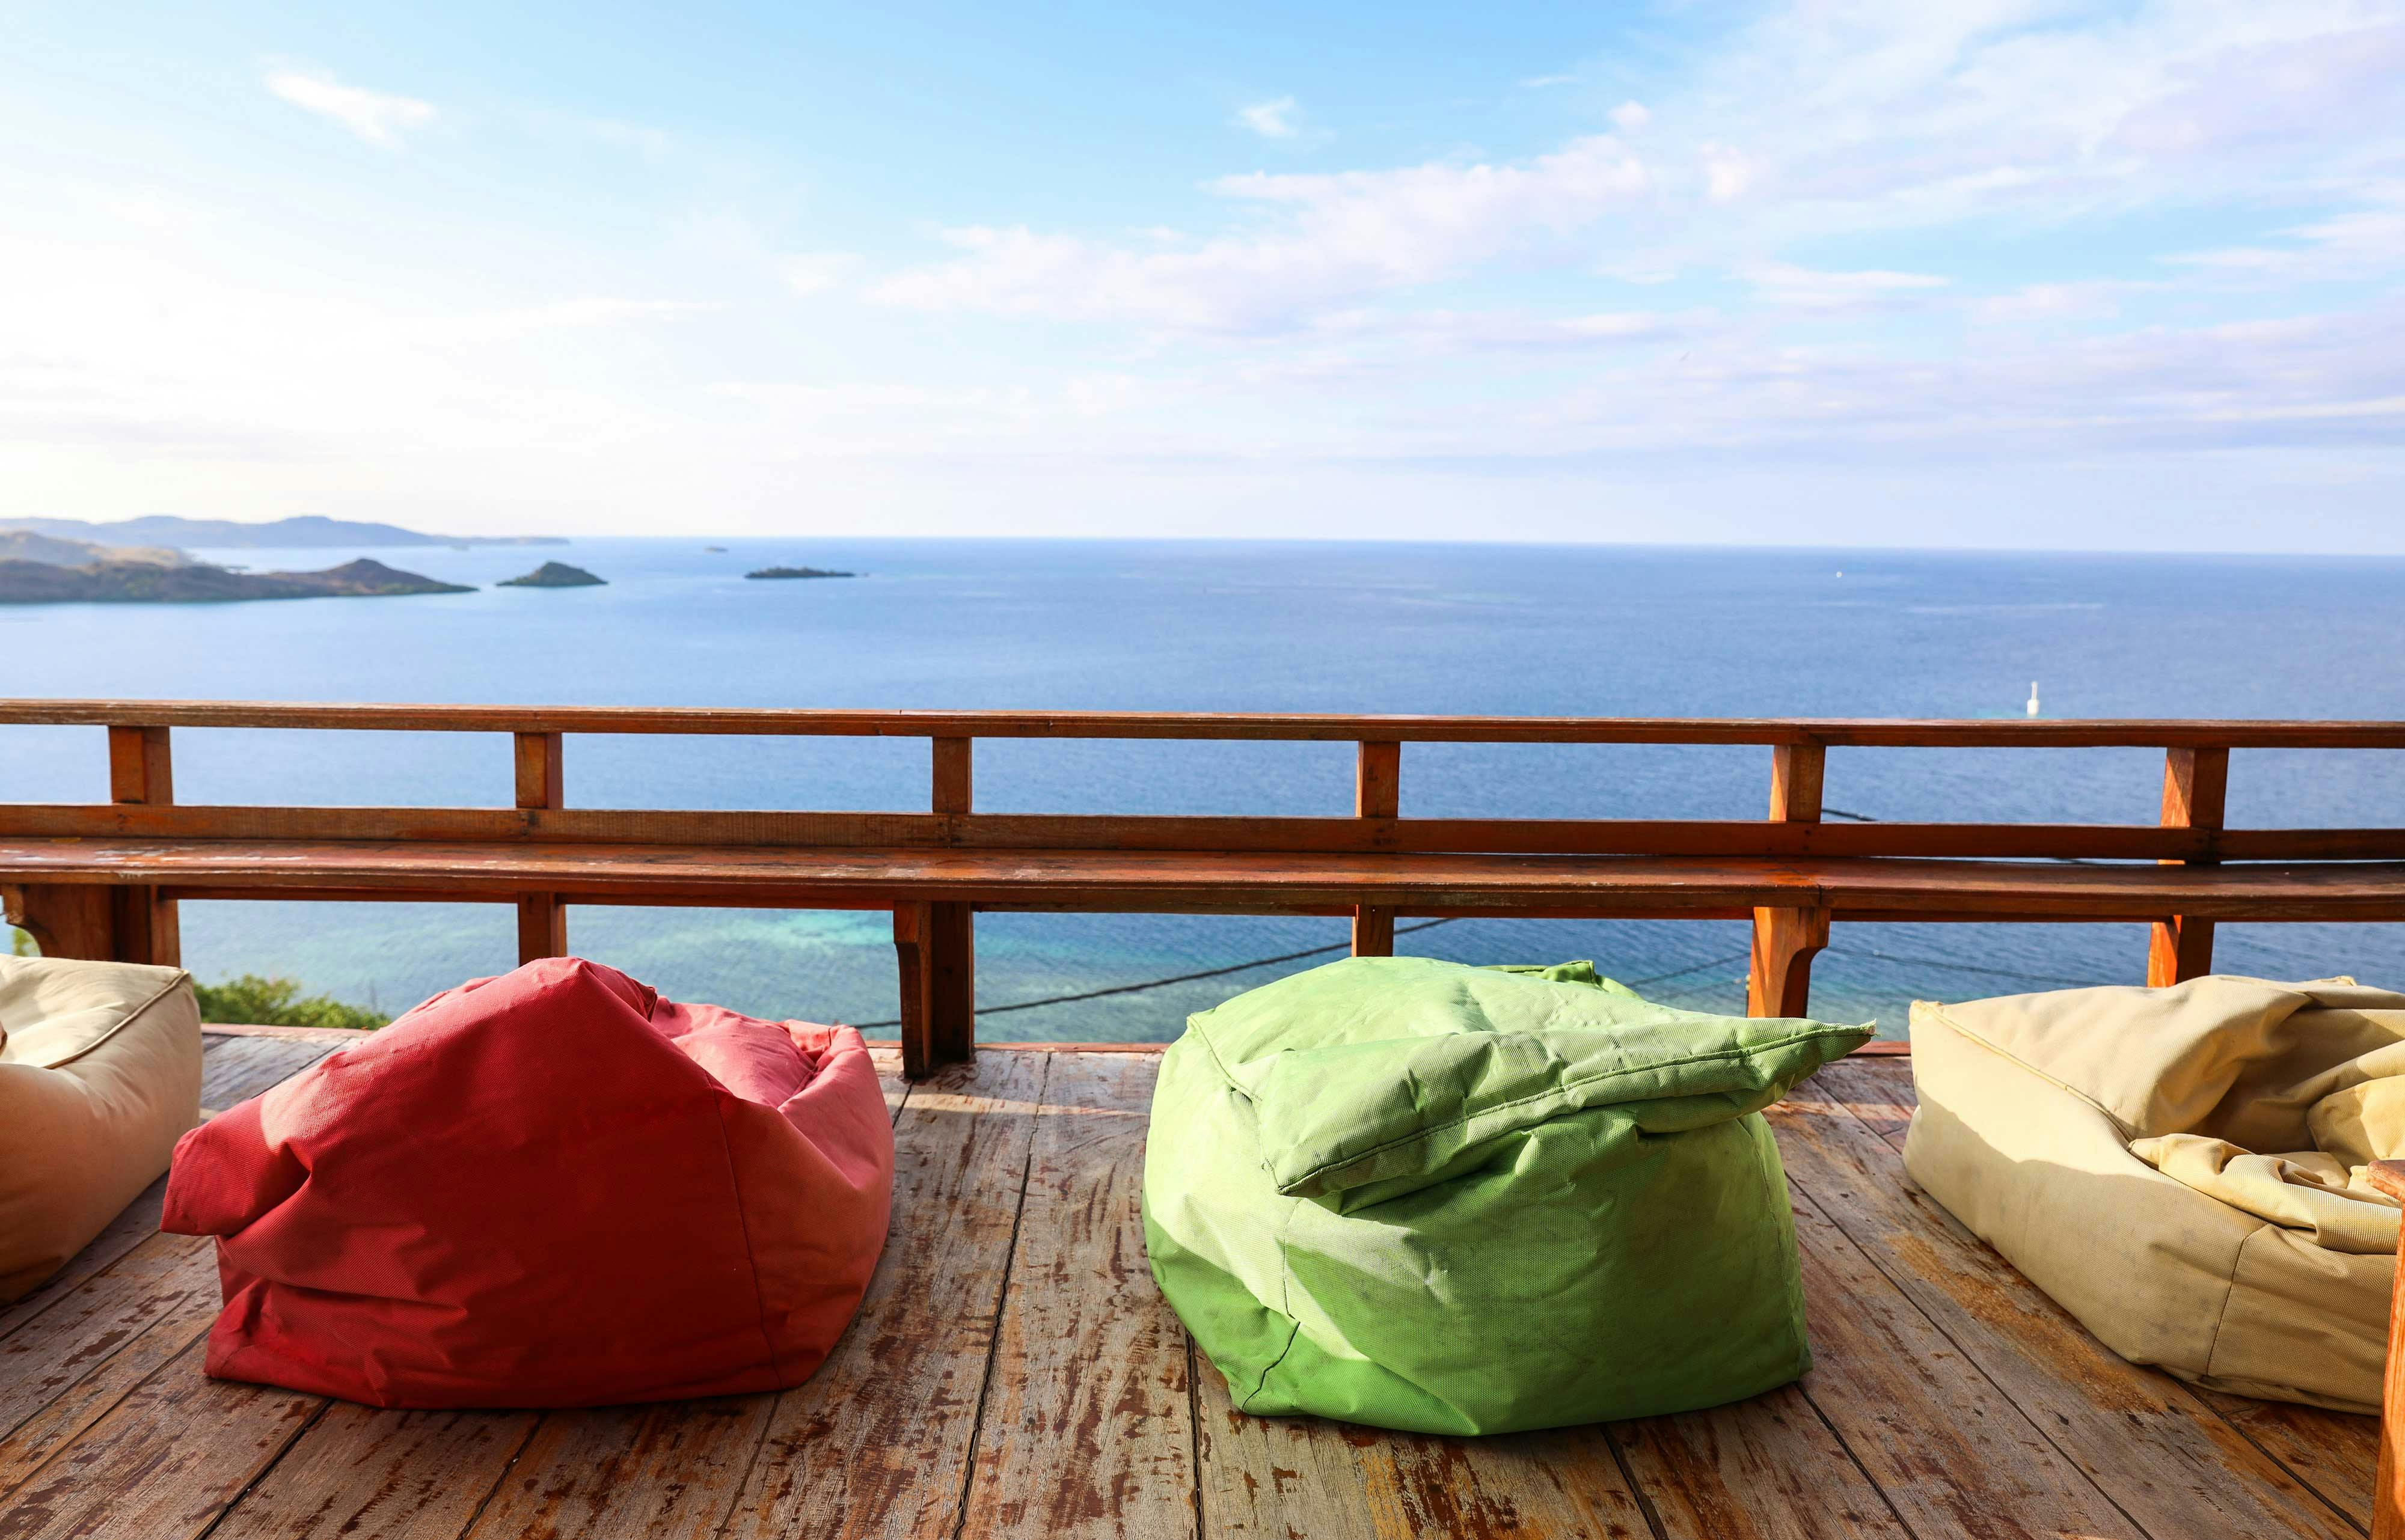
[1907,974,2405,1412]
[1,956,203,1302]
[1144,957,1872,1435]
[163,958,894,1409]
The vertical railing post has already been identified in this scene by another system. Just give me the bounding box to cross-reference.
[513,732,567,964]
[899,737,976,1078]
[2148,746,2228,988]
[1352,741,1400,956]
[105,724,179,966]
[1748,740,1829,1017]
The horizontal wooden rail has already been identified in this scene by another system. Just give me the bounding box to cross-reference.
[10,699,2405,748]
[8,802,2405,863]
[8,701,2405,1081]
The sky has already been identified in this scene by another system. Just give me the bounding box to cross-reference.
[3,1,2402,550]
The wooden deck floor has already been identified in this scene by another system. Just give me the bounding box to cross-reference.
[0,1033,2384,1539]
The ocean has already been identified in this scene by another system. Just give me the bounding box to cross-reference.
[11,537,2405,1040]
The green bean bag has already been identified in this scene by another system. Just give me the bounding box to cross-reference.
[1143,956,1870,1434]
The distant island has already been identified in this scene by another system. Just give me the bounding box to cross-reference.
[746,565,856,580]
[1,515,564,550]
[2,529,187,568]
[704,545,728,553]
[0,557,472,605]
[499,561,605,588]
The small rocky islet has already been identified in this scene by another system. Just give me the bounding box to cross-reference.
[745,565,856,580]
[498,561,606,588]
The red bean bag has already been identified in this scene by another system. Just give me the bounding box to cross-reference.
[162,958,893,1408]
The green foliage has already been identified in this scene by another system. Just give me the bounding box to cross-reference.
[8,926,32,958]
[194,974,389,1032]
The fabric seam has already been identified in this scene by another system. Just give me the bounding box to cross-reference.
[29,965,193,1071]
[708,1090,789,1386]
[2201,1224,2264,1380]
[1916,1000,2143,1140]
[1284,1024,1869,1190]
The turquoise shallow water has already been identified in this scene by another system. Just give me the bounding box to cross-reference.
[9,537,2404,1039]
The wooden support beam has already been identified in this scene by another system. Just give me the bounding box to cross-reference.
[103,725,178,966]
[1750,742,1827,1016]
[2148,746,2229,988]
[513,732,567,963]
[2,882,114,960]
[1353,741,1400,956]
[2368,1159,2405,1540]
[894,901,935,1078]
[1748,904,1830,1018]
[915,738,976,1074]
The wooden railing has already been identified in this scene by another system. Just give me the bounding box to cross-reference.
[6,702,2405,1072]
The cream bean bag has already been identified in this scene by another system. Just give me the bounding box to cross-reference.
[1906,975,2405,1412]
[0,956,203,1301]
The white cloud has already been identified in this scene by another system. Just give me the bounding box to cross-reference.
[1700,144,1751,203]
[779,252,862,296]
[1234,97,1300,139]
[1738,262,1949,311]
[265,70,435,149]
[871,135,1650,331]
[1611,100,1651,132]
[1521,74,1578,90]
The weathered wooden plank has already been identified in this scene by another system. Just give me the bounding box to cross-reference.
[718,1050,1050,1540]
[458,1398,768,1540]
[1195,1363,1651,1540]
[2197,1390,2379,1536]
[960,1053,1190,1540]
[13,802,2405,864]
[10,698,2405,749]
[1812,1060,1916,1154]
[0,1241,216,1496]
[1783,1188,2139,1538]
[1612,1386,1907,1540]
[210,1403,538,1540]
[0,1333,320,1540]
[1771,1080,2361,1540]
[0,1233,211,1444]
[13,840,2405,923]
[199,1034,345,1112]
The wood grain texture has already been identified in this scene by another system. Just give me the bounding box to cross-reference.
[213,1404,539,1540]
[0,1235,216,1479]
[2150,745,2231,988]
[11,698,2405,748]
[13,840,2405,921]
[1746,905,1828,1018]
[198,1034,346,1111]
[718,1051,1050,1540]
[1611,1384,1908,1540]
[2199,1390,2380,1537]
[16,803,2405,863]
[961,1053,1192,1540]
[1772,1077,2362,1540]
[1812,1060,1916,1155]
[459,1399,767,1540]
[1836,1055,2382,1533]
[0,1333,322,1540]
[1195,1367,1651,1540]
[1781,1188,2140,1538]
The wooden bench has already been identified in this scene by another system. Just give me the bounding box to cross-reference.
[5,703,2404,1078]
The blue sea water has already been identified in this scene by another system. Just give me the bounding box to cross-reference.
[8,538,2404,1040]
